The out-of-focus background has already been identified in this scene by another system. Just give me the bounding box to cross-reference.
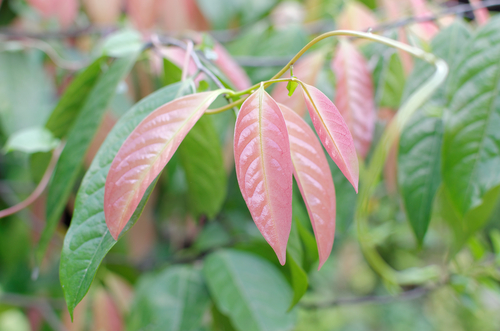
[0,0,500,330]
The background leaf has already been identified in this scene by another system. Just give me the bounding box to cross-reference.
[442,17,500,216]
[38,54,138,264]
[128,265,210,331]
[204,249,296,331]
[178,115,227,219]
[59,83,184,316]
[4,127,59,154]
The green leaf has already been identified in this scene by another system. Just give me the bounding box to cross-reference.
[4,127,59,154]
[204,249,296,331]
[212,304,237,331]
[162,58,183,86]
[101,29,143,58]
[286,80,298,97]
[194,222,231,252]
[286,220,308,310]
[399,21,472,245]
[437,185,500,253]
[128,265,210,331]
[0,50,55,136]
[178,115,227,219]
[38,55,138,264]
[292,194,319,271]
[58,82,184,317]
[490,229,500,264]
[45,56,107,139]
[442,17,500,216]
[399,110,443,245]
[377,52,406,110]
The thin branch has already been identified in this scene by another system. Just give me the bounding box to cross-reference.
[0,145,63,219]
[300,286,433,309]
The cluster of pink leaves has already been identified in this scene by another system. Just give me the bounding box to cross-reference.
[103,34,378,268]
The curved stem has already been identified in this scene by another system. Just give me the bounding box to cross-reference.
[0,145,63,219]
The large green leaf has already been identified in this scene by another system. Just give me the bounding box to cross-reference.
[45,56,106,139]
[376,51,406,110]
[204,249,296,331]
[178,115,227,219]
[59,83,184,317]
[0,50,55,136]
[442,17,500,216]
[398,21,471,245]
[286,221,307,310]
[37,55,137,264]
[127,265,210,331]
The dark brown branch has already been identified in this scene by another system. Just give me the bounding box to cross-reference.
[300,286,434,309]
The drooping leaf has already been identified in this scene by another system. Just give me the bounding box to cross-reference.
[204,249,296,331]
[398,21,471,245]
[271,51,325,117]
[105,89,228,239]
[301,82,359,192]
[178,115,227,219]
[60,83,184,317]
[234,85,293,265]
[128,265,210,331]
[45,56,107,139]
[442,17,500,216]
[332,40,376,159]
[38,55,138,264]
[398,110,443,245]
[280,104,335,269]
[4,127,59,154]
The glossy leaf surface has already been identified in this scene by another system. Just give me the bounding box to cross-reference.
[234,86,293,265]
[204,249,296,331]
[442,17,500,215]
[128,265,210,331]
[301,83,359,192]
[45,56,106,139]
[399,21,471,244]
[178,115,227,219]
[280,104,335,269]
[332,40,376,158]
[271,51,325,117]
[60,83,183,316]
[105,89,227,239]
[38,55,137,264]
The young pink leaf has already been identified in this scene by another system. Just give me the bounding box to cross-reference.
[280,104,336,270]
[55,0,78,28]
[234,86,293,265]
[104,90,227,239]
[214,43,251,90]
[337,1,378,32]
[332,40,376,159]
[301,83,359,192]
[271,51,325,117]
[127,0,157,30]
[408,0,439,40]
[83,0,123,24]
[470,0,489,26]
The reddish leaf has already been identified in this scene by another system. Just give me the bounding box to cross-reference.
[337,1,377,32]
[93,288,124,331]
[27,0,54,17]
[159,0,210,31]
[280,104,336,269]
[408,0,439,40]
[27,0,78,27]
[104,90,226,239]
[127,0,158,30]
[301,83,359,192]
[332,40,376,159]
[470,0,489,26]
[214,43,252,90]
[83,0,123,24]
[234,86,293,265]
[271,51,325,117]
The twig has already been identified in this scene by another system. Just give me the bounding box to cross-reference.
[0,145,63,219]
[300,286,433,309]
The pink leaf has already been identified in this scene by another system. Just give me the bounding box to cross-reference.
[470,0,489,26]
[337,1,378,32]
[214,43,252,90]
[83,0,123,25]
[234,86,293,265]
[301,83,359,192]
[127,0,158,30]
[104,90,226,239]
[55,0,78,28]
[332,40,376,159]
[280,104,336,270]
[158,0,210,31]
[27,0,55,17]
[408,0,439,40]
[271,51,325,117]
